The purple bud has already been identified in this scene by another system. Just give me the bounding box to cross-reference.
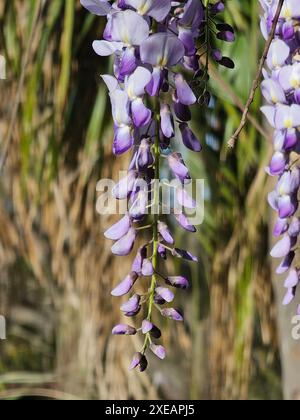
[212,49,223,62]
[282,21,294,40]
[136,138,154,170]
[158,221,174,245]
[166,276,190,290]
[142,259,154,276]
[217,31,235,42]
[120,294,141,317]
[210,1,225,15]
[161,308,184,322]
[175,74,196,106]
[158,244,167,260]
[216,23,234,33]
[179,123,202,152]
[218,57,235,69]
[129,352,148,372]
[160,104,175,138]
[112,324,137,335]
[174,213,197,232]
[155,287,174,303]
[172,248,198,262]
[273,218,288,237]
[130,352,143,370]
[132,246,147,273]
[168,153,191,183]
[154,294,167,305]
[141,320,161,338]
[141,320,153,334]
[174,102,191,122]
[276,251,295,275]
[150,344,166,360]
[111,272,138,297]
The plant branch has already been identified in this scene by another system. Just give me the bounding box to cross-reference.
[227,0,284,149]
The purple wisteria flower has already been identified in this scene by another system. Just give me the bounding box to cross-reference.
[81,0,234,371]
[260,0,300,313]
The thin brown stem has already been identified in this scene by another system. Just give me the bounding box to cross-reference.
[227,0,284,149]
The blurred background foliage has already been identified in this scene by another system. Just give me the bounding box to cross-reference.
[0,0,298,400]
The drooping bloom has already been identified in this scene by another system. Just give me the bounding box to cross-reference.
[82,0,234,371]
[260,0,300,313]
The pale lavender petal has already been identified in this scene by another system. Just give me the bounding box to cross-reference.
[140,33,185,67]
[129,352,143,370]
[111,228,137,256]
[273,218,288,237]
[113,170,137,199]
[275,104,300,130]
[111,272,138,296]
[125,0,171,21]
[101,74,119,92]
[176,186,196,209]
[131,99,152,127]
[93,40,124,56]
[113,126,134,155]
[120,294,141,316]
[267,39,290,70]
[81,0,111,15]
[125,66,152,98]
[104,214,131,240]
[288,217,300,237]
[142,259,154,276]
[175,74,197,105]
[261,106,276,127]
[270,235,293,258]
[284,269,299,289]
[141,320,153,334]
[132,246,147,273]
[110,10,149,46]
[261,79,286,104]
[282,288,296,306]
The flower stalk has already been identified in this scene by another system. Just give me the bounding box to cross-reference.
[260,0,300,315]
[81,0,235,371]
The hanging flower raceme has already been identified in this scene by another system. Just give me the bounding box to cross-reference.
[260,0,300,315]
[81,0,234,371]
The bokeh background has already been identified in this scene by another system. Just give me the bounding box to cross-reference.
[0,0,299,400]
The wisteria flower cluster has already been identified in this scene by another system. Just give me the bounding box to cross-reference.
[260,0,300,315]
[81,0,234,371]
